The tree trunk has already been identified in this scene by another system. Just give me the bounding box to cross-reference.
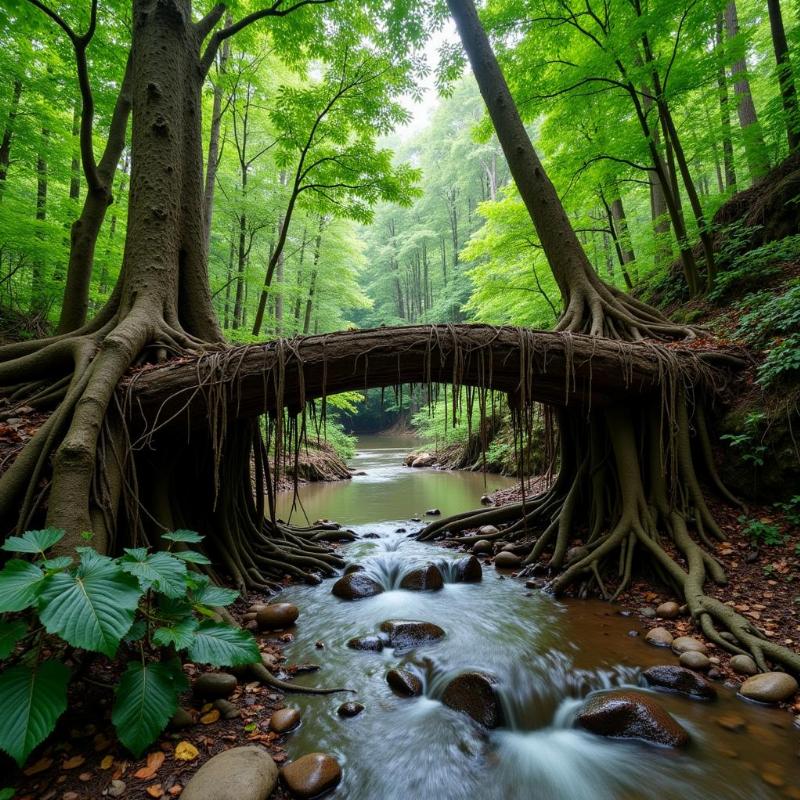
[31,126,49,318]
[767,0,800,152]
[725,1,770,181]
[0,79,22,198]
[715,13,736,190]
[69,103,81,201]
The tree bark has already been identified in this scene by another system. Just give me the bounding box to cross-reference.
[0,79,22,197]
[715,13,736,190]
[767,0,800,152]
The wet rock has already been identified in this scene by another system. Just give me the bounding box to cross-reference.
[346,635,384,652]
[472,539,493,555]
[640,607,657,619]
[270,707,301,733]
[386,668,422,696]
[671,636,707,655]
[337,702,364,718]
[395,527,407,534]
[441,671,503,728]
[361,533,380,539]
[656,601,680,619]
[479,525,499,536]
[256,603,299,630]
[480,495,493,505]
[452,556,482,583]
[715,713,747,732]
[280,753,342,799]
[729,655,758,676]
[399,564,444,591]
[344,563,365,574]
[411,453,436,468]
[170,707,195,729]
[332,572,384,600]
[379,619,445,651]
[576,691,689,747]
[679,651,711,672]
[493,551,522,569]
[410,517,422,522]
[182,746,278,800]
[214,699,241,720]
[642,665,717,700]
[194,672,237,699]
[739,672,799,704]
[426,508,441,516]
[645,627,673,648]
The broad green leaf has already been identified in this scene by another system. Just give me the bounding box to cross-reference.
[0,787,14,799]
[189,576,238,607]
[153,617,198,650]
[2,529,64,555]
[39,553,142,657]
[120,550,187,598]
[173,550,211,566]
[0,619,27,658]
[0,661,70,765]
[188,622,260,667]
[112,662,182,757]
[162,530,203,544]
[0,561,46,613]
[39,556,73,571]
[123,619,147,643]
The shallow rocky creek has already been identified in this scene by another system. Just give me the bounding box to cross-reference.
[271,437,800,800]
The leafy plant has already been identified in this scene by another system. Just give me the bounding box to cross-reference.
[775,495,800,527]
[0,529,258,765]
[738,515,785,546]
[720,412,768,467]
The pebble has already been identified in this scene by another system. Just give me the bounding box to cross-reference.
[640,607,657,619]
[270,707,302,733]
[346,635,384,652]
[280,753,342,799]
[256,603,300,630]
[656,601,680,619]
[479,525,499,536]
[337,702,365,718]
[182,746,278,800]
[679,651,711,672]
[426,508,441,516]
[194,672,237,700]
[739,672,799,704]
[672,636,707,655]
[645,627,673,647]
[729,655,758,676]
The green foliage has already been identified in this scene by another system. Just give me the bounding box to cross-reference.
[0,530,257,765]
[776,495,800,527]
[710,237,800,302]
[720,412,768,467]
[738,515,785,546]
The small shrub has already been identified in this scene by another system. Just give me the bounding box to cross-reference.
[720,412,768,467]
[0,529,258,765]
[738,515,785,546]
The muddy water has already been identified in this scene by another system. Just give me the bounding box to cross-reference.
[274,436,800,800]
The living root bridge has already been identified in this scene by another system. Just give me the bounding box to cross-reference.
[125,324,738,430]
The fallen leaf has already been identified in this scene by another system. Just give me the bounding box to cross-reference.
[174,741,199,762]
[100,755,114,770]
[62,755,85,770]
[146,783,163,797]
[169,785,183,796]
[200,709,220,725]
[135,751,166,779]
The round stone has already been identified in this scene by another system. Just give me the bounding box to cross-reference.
[346,635,384,652]
[270,707,301,733]
[739,672,799,704]
[337,702,364,718]
[256,603,299,630]
[343,563,365,575]
[679,651,711,672]
[472,540,493,555]
[194,672,237,699]
[379,619,445,652]
[452,556,482,582]
[331,572,384,600]
[386,668,422,696]
[645,627,673,648]
[642,665,716,700]
[182,746,278,800]
[656,601,680,619]
[280,753,342,799]
[441,671,503,728]
[399,564,444,591]
[494,551,522,569]
[729,655,758,676]
[640,607,657,619]
[479,525,499,536]
[426,508,441,516]
[672,636,707,655]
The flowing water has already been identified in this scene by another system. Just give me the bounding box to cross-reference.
[273,435,800,800]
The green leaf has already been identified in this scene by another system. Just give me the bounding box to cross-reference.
[112,662,182,757]
[189,576,238,607]
[153,617,198,650]
[123,619,147,643]
[1,529,64,555]
[0,661,70,765]
[120,550,187,598]
[188,622,259,667]
[0,788,14,799]
[162,530,203,544]
[173,550,211,566]
[0,619,27,659]
[39,556,73,571]
[0,561,46,613]
[39,552,143,657]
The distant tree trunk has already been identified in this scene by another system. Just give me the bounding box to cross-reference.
[600,193,634,289]
[69,104,81,201]
[0,79,22,198]
[303,218,325,334]
[293,226,308,329]
[274,220,285,335]
[767,0,800,152]
[31,126,49,318]
[715,13,736,190]
[224,226,235,328]
[440,234,448,287]
[98,152,129,300]
[725,1,770,181]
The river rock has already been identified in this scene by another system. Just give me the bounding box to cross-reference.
[337,702,364,718]
[182,746,278,800]
[256,603,299,630]
[347,635,384,652]
[426,508,441,516]
[170,707,194,729]
[642,665,717,700]
[441,671,503,728]
[672,636,707,655]
[399,564,444,591]
[379,619,445,651]
[480,495,493,505]
[656,601,681,619]
[472,539,493,555]
[645,627,673,647]
[679,651,711,672]
[640,607,657,619]
[213,699,240,720]
[411,453,436,468]
[194,672,237,699]
[344,563,365,574]
[739,672,799,704]
[494,551,522,569]
[452,556,482,582]
[280,753,342,799]
[479,525,499,536]
[386,668,422,696]
[576,691,689,747]
[729,655,758,676]
[332,572,384,600]
[270,707,301,733]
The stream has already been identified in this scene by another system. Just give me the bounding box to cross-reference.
[274,435,800,800]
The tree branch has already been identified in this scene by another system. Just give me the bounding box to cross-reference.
[196,2,226,42]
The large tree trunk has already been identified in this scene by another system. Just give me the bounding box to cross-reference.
[725,1,770,181]
[715,14,736,190]
[0,78,22,198]
[767,0,800,152]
